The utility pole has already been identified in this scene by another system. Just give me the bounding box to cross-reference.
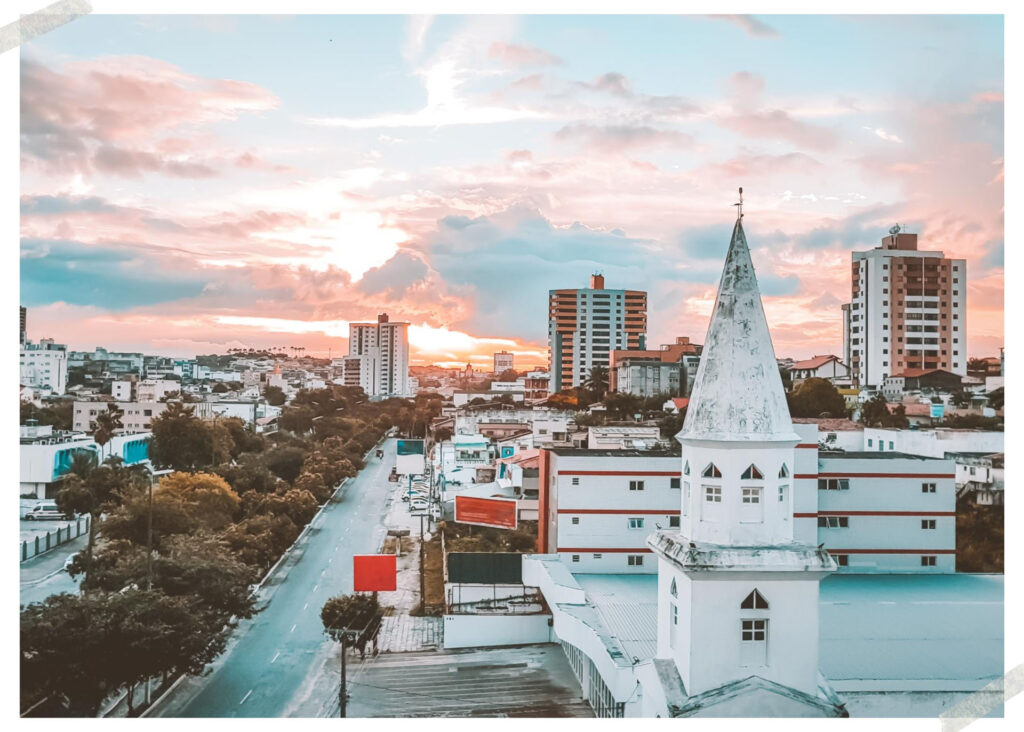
[419,513,426,608]
[339,632,348,717]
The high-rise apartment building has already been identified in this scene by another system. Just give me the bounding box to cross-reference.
[20,306,27,345]
[844,227,966,388]
[548,274,647,394]
[493,350,515,374]
[347,313,411,398]
[20,338,68,395]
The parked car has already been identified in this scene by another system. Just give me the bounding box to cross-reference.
[401,491,429,502]
[23,503,72,521]
[409,499,429,512]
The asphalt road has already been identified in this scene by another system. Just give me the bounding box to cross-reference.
[20,533,87,607]
[153,438,396,718]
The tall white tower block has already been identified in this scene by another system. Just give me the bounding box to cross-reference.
[648,206,844,717]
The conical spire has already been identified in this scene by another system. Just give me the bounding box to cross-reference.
[678,214,798,443]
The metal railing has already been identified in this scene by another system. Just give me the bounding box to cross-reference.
[21,516,90,562]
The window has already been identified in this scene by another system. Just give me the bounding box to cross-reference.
[741,464,764,480]
[888,441,894,450]
[683,460,690,476]
[835,554,849,567]
[593,553,602,559]
[669,515,680,528]
[740,619,768,666]
[571,517,580,525]
[628,518,645,530]
[671,603,678,624]
[921,555,937,567]
[742,487,761,504]
[922,482,937,493]
[571,554,580,563]
[702,463,722,478]
[705,486,722,502]
[670,578,678,597]
[778,464,789,478]
[670,477,681,489]
[818,478,850,491]
[629,480,645,491]
[922,519,936,530]
[571,477,580,486]
[740,589,769,609]
[818,516,849,528]
[868,438,873,447]
[627,555,644,566]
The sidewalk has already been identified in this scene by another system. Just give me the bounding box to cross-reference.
[20,533,88,584]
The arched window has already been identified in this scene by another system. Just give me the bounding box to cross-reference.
[740,589,769,610]
[779,463,790,478]
[702,463,722,478]
[741,464,763,480]
[683,460,690,476]
[670,578,678,598]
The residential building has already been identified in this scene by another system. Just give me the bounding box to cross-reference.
[609,337,702,396]
[111,377,136,401]
[20,305,26,345]
[493,350,515,374]
[523,370,550,402]
[843,226,967,389]
[537,447,682,573]
[881,368,962,399]
[347,313,411,398]
[20,339,68,395]
[787,355,850,386]
[587,425,662,450]
[73,400,168,433]
[137,378,181,402]
[548,274,647,394]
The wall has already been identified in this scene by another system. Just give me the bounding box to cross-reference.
[443,614,552,649]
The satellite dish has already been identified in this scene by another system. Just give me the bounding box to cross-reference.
[889,224,901,236]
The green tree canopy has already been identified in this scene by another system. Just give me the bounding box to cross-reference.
[787,378,849,418]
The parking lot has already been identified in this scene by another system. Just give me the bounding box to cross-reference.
[19,498,78,544]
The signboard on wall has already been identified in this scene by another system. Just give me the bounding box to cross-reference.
[395,439,425,476]
[353,554,397,592]
[448,552,524,584]
[454,495,518,530]
[500,446,515,458]
[929,403,946,419]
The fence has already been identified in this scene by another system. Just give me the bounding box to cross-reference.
[21,516,91,562]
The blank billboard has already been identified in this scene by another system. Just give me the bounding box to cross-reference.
[396,439,425,476]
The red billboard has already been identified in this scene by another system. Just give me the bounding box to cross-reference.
[353,554,397,592]
[455,495,518,530]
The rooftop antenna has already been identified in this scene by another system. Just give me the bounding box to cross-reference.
[733,187,744,219]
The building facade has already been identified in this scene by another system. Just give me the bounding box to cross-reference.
[20,339,68,395]
[843,228,967,389]
[493,350,515,374]
[347,313,411,398]
[548,274,647,394]
[609,337,701,396]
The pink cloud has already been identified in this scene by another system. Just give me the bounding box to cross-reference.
[488,41,562,67]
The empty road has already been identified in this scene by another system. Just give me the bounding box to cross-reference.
[152,438,397,718]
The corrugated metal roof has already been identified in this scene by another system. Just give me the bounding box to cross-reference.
[575,575,659,662]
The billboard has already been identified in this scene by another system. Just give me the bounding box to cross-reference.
[929,402,946,419]
[454,495,518,530]
[395,439,425,476]
[500,446,515,458]
[353,554,397,592]
[448,552,524,584]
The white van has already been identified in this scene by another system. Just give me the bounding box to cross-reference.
[23,502,71,521]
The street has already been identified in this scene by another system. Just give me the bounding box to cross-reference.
[151,438,398,718]
[20,533,87,607]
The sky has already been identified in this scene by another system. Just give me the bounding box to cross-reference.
[20,14,1004,369]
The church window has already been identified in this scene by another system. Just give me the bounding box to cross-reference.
[629,480,645,491]
[778,463,789,478]
[628,517,645,529]
[670,578,678,598]
[704,486,721,502]
[669,515,680,528]
[778,484,788,505]
[921,555,937,567]
[670,477,681,489]
[627,555,644,566]
[740,487,763,522]
[740,619,768,667]
[741,589,769,609]
[702,463,722,478]
[741,464,763,480]
[683,460,690,476]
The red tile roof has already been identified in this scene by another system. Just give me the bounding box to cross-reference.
[789,355,839,371]
[670,397,689,409]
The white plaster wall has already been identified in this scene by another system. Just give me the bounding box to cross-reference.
[442,614,552,649]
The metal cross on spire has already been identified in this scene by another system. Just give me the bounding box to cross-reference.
[733,187,744,219]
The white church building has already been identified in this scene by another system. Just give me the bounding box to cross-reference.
[511,207,1003,718]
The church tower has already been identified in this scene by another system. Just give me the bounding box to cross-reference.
[649,195,842,715]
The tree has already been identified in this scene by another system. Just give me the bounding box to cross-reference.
[496,369,519,382]
[156,472,241,531]
[278,405,316,434]
[222,513,301,570]
[321,592,382,657]
[582,365,608,402]
[149,403,213,472]
[987,387,1004,411]
[265,445,307,483]
[433,426,452,443]
[265,385,286,406]
[212,382,230,394]
[92,403,124,461]
[21,590,227,717]
[950,388,973,409]
[787,378,848,418]
[858,394,908,428]
[21,399,74,430]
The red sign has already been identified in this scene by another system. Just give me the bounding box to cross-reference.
[353,554,397,592]
[455,495,518,530]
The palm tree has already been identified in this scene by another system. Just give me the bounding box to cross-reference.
[67,449,99,479]
[92,403,124,462]
[583,365,609,402]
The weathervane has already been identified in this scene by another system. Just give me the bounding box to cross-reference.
[733,187,744,219]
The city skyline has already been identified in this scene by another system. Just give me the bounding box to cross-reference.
[20,14,1004,368]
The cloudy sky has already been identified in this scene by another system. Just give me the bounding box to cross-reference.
[20,14,1003,368]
